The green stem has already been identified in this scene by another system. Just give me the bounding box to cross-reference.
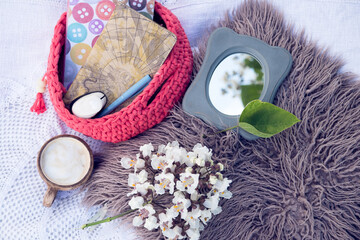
[203,125,239,138]
[216,125,238,134]
[81,200,153,230]
[81,208,137,230]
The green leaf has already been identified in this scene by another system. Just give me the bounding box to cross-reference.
[239,100,300,138]
[238,122,274,138]
[240,84,263,106]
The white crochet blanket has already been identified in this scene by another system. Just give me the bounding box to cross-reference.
[0,0,359,239]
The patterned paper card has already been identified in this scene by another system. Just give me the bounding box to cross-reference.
[63,3,177,108]
[63,0,155,89]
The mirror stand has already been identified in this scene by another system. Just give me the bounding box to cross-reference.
[183,27,292,140]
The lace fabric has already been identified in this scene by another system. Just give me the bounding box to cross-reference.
[0,1,131,238]
[0,75,133,239]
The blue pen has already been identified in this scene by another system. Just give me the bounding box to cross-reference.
[96,75,152,118]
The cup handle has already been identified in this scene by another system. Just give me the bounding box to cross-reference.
[43,186,58,207]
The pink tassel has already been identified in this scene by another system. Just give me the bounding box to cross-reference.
[30,92,47,114]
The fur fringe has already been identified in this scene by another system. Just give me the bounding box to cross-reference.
[83,1,360,239]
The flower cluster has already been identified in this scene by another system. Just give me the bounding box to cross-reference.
[120,141,232,240]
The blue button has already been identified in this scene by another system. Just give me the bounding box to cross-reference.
[67,23,87,43]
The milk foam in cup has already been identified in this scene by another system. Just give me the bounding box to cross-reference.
[40,137,91,186]
[37,135,93,207]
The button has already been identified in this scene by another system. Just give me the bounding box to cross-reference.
[140,12,151,19]
[67,7,72,18]
[129,0,146,11]
[88,19,104,35]
[65,39,71,55]
[69,0,79,5]
[146,0,155,14]
[72,3,94,23]
[67,23,87,43]
[63,59,78,89]
[86,0,102,3]
[96,0,115,20]
[91,35,100,47]
[70,43,92,65]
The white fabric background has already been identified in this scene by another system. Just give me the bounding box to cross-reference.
[0,0,359,239]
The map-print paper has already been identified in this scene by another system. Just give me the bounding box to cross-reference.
[63,0,155,89]
[63,3,177,108]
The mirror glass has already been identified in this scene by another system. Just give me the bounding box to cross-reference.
[209,53,264,115]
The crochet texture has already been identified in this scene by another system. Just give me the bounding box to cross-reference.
[45,2,193,143]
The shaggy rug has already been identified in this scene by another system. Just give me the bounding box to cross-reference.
[83,0,360,239]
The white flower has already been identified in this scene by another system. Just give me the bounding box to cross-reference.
[200,209,212,225]
[209,175,218,185]
[129,196,144,210]
[120,156,145,170]
[199,222,205,231]
[190,192,202,201]
[186,228,201,240]
[165,141,187,163]
[210,178,232,199]
[132,216,144,227]
[162,227,176,239]
[144,215,158,230]
[172,226,186,239]
[214,178,232,192]
[219,190,232,199]
[132,204,156,228]
[184,152,197,167]
[185,207,201,229]
[128,170,148,188]
[195,157,206,167]
[136,182,152,196]
[159,212,174,238]
[127,182,152,197]
[170,191,191,219]
[151,154,174,171]
[193,143,212,162]
[176,172,199,194]
[212,205,222,215]
[140,143,154,157]
[154,172,175,194]
[157,144,166,154]
[203,193,220,213]
[121,141,233,240]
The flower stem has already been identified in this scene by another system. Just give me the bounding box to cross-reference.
[216,125,238,134]
[81,208,137,230]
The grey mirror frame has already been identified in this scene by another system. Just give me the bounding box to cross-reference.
[183,27,293,140]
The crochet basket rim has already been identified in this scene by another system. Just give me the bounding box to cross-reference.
[45,2,193,143]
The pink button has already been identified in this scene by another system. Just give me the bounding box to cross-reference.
[96,0,115,20]
[91,35,100,47]
[147,0,155,14]
[72,3,94,24]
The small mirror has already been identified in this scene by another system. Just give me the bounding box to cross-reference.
[183,27,293,140]
[209,53,264,115]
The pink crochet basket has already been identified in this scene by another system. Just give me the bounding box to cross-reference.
[33,2,193,143]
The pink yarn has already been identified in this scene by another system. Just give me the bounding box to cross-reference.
[42,2,193,143]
